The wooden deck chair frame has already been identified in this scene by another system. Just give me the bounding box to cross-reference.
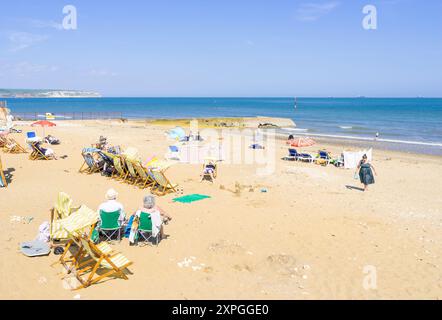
[3,137,27,154]
[123,156,139,185]
[50,192,81,243]
[29,142,52,160]
[0,156,7,188]
[79,151,103,174]
[202,159,218,181]
[58,233,132,290]
[150,169,178,196]
[112,155,129,182]
[132,161,155,189]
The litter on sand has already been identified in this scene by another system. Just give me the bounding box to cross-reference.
[10,216,34,224]
[173,194,211,204]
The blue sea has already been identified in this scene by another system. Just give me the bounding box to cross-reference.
[4,97,442,155]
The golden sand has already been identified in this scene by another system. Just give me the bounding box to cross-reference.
[0,119,441,299]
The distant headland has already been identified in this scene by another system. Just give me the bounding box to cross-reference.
[0,89,101,98]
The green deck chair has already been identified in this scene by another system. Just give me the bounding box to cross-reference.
[137,212,160,246]
[98,210,123,241]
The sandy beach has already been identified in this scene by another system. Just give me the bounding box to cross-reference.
[1,118,441,300]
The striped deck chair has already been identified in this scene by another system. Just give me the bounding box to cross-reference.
[150,169,179,196]
[3,137,27,154]
[0,156,7,188]
[79,148,103,174]
[29,142,53,160]
[132,161,155,189]
[50,205,99,242]
[112,155,129,182]
[59,233,133,290]
[50,192,82,241]
[123,157,141,185]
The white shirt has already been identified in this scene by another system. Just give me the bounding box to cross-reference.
[135,208,162,237]
[98,200,126,226]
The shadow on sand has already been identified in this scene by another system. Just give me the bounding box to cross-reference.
[345,185,365,192]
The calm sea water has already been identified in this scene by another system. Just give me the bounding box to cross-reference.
[5,97,442,154]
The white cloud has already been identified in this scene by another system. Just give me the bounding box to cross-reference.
[27,19,64,30]
[88,69,118,77]
[0,61,58,78]
[295,1,341,22]
[8,32,49,52]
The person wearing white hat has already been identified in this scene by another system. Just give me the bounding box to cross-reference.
[98,189,126,226]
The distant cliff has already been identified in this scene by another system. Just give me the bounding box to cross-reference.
[0,89,101,98]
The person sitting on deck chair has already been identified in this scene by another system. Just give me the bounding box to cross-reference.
[98,189,126,227]
[35,142,57,159]
[135,195,170,241]
[200,160,216,183]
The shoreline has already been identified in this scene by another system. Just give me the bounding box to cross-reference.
[14,117,442,157]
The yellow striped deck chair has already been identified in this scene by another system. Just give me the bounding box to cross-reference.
[3,137,27,154]
[51,205,99,241]
[112,155,129,182]
[59,233,133,290]
[150,169,179,196]
[132,161,155,189]
[50,192,81,241]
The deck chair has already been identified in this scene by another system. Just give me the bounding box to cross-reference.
[0,156,7,188]
[112,155,129,182]
[123,157,140,185]
[202,157,218,182]
[136,212,160,246]
[314,150,332,166]
[98,210,123,241]
[59,233,132,290]
[288,149,313,163]
[79,148,103,174]
[29,142,53,160]
[132,161,155,189]
[98,151,116,176]
[50,192,82,241]
[150,169,178,196]
[3,137,27,154]
[50,205,99,243]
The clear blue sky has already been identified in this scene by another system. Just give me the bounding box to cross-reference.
[0,0,441,97]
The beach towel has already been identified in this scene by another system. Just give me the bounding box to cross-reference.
[20,240,51,257]
[173,194,211,204]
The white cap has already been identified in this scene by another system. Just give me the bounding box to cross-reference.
[105,188,118,200]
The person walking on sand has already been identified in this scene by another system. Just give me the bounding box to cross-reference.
[356,154,377,191]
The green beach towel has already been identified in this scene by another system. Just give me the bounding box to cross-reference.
[173,194,211,204]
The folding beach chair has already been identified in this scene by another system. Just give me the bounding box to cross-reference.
[0,156,7,188]
[50,205,99,243]
[289,149,313,163]
[98,210,123,241]
[79,148,103,174]
[59,233,133,290]
[29,142,53,160]
[112,155,129,182]
[314,150,332,166]
[132,161,155,189]
[136,212,160,246]
[202,157,218,182]
[3,137,27,154]
[150,168,179,196]
[123,156,140,185]
[50,192,82,241]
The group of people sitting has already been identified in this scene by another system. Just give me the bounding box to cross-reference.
[97,189,172,242]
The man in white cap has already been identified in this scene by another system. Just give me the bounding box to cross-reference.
[98,189,126,226]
